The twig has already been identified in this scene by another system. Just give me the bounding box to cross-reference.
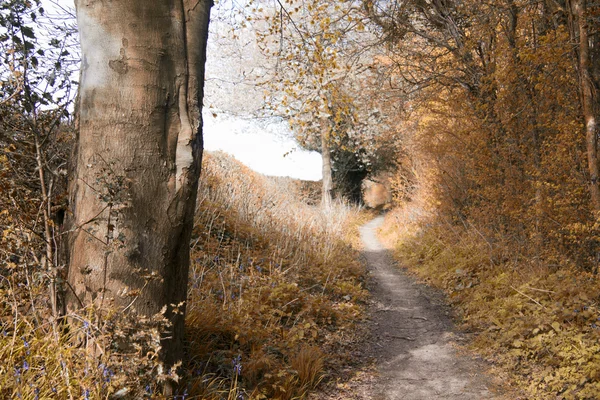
[522,286,556,294]
[511,286,546,308]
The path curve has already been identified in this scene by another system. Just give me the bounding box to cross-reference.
[314,216,504,399]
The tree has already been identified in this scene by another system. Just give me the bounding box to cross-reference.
[1,0,78,326]
[570,0,600,213]
[365,0,599,266]
[256,0,389,205]
[66,0,212,372]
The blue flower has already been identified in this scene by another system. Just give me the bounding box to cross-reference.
[232,355,242,376]
[100,363,113,382]
[22,337,30,354]
[174,389,188,399]
[23,361,29,371]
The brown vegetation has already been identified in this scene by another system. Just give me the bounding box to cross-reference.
[186,152,367,398]
[373,1,600,397]
[1,139,367,397]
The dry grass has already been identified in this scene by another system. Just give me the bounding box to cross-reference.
[184,151,367,399]
[384,204,600,399]
[0,144,367,398]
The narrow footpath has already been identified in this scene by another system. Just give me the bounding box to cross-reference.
[315,216,506,399]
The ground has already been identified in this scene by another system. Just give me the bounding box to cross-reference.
[311,216,510,399]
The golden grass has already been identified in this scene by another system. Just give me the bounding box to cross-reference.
[0,149,366,399]
[184,151,367,398]
[384,205,600,399]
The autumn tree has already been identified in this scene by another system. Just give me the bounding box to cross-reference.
[569,0,600,214]
[1,0,78,323]
[203,0,274,114]
[66,0,212,373]
[255,0,395,205]
[365,0,599,266]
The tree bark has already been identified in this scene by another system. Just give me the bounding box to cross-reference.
[67,0,212,367]
[572,0,600,213]
[321,120,333,207]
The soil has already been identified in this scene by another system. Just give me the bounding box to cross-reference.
[311,216,508,399]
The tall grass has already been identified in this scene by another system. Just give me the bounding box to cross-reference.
[196,152,355,264]
[185,152,367,399]
[383,200,600,399]
[0,147,366,398]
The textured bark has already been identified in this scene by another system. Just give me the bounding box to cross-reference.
[573,0,600,213]
[321,120,333,207]
[68,0,212,366]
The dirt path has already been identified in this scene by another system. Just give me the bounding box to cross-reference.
[314,216,505,399]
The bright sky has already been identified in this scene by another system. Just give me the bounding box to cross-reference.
[41,0,323,181]
[203,111,322,181]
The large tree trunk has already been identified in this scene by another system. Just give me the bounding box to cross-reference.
[67,0,212,367]
[572,0,600,213]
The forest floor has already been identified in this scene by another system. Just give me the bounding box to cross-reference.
[310,215,510,400]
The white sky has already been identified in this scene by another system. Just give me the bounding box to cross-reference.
[203,111,322,181]
[41,0,323,181]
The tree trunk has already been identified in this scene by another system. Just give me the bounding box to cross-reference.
[321,120,333,207]
[573,0,600,213]
[67,0,212,367]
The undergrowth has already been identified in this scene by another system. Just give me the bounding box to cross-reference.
[1,124,181,398]
[382,207,600,399]
[185,152,367,399]
[0,141,367,398]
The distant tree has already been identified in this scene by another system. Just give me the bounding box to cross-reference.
[66,0,212,375]
[255,0,393,205]
[203,0,274,114]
